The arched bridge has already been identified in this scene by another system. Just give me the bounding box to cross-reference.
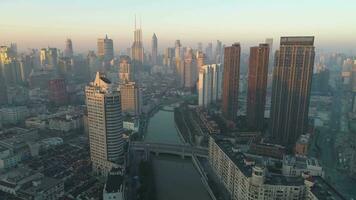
[129,141,208,158]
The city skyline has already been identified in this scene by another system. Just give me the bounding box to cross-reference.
[1,0,356,53]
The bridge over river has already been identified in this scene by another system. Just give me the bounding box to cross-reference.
[129,141,208,158]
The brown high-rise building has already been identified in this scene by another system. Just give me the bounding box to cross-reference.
[247,44,269,130]
[270,36,315,148]
[222,43,241,121]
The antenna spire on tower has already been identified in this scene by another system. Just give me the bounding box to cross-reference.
[134,14,137,30]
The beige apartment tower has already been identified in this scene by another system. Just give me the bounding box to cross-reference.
[85,72,124,175]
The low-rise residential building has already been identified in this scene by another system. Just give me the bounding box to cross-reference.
[123,116,139,132]
[0,106,29,125]
[208,135,342,200]
[20,177,64,200]
[282,155,324,178]
[48,114,83,132]
[103,168,124,200]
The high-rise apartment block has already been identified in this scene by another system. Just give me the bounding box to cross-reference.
[198,64,223,108]
[85,72,124,174]
[270,36,315,148]
[247,44,269,130]
[222,43,241,121]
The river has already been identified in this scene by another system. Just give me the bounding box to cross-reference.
[144,106,211,200]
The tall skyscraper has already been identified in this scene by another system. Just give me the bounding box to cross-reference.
[151,33,158,65]
[205,42,213,62]
[64,38,73,58]
[0,72,7,105]
[214,40,223,64]
[163,48,174,68]
[270,36,315,148]
[183,47,196,89]
[49,78,68,105]
[175,40,184,85]
[198,64,223,108]
[97,35,114,62]
[196,51,206,71]
[197,42,203,51]
[85,72,124,174]
[265,38,274,72]
[211,64,224,102]
[119,55,133,83]
[222,43,241,121]
[198,65,213,107]
[246,44,270,130]
[40,47,58,70]
[131,18,144,65]
[120,81,142,116]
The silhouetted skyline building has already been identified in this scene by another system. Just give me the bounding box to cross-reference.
[222,43,241,122]
[270,36,315,148]
[215,40,223,64]
[247,43,269,130]
[64,38,73,58]
[151,33,158,65]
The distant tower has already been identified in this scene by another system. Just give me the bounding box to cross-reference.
[196,51,206,71]
[119,55,133,83]
[198,65,213,107]
[247,44,269,130]
[49,78,68,105]
[0,46,22,85]
[197,42,203,51]
[151,33,158,65]
[131,17,144,65]
[64,38,73,58]
[85,72,124,174]
[120,81,142,116]
[222,43,241,122]
[214,40,223,64]
[183,48,196,89]
[270,36,315,148]
[40,47,58,70]
[97,35,114,62]
[205,42,213,62]
[265,38,274,72]
[175,40,184,85]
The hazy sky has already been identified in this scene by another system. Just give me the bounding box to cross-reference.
[1,0,355,53]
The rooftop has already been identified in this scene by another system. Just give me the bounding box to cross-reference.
[309,176,346,200]
[105,173,123,193]
[212,135,305,186]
